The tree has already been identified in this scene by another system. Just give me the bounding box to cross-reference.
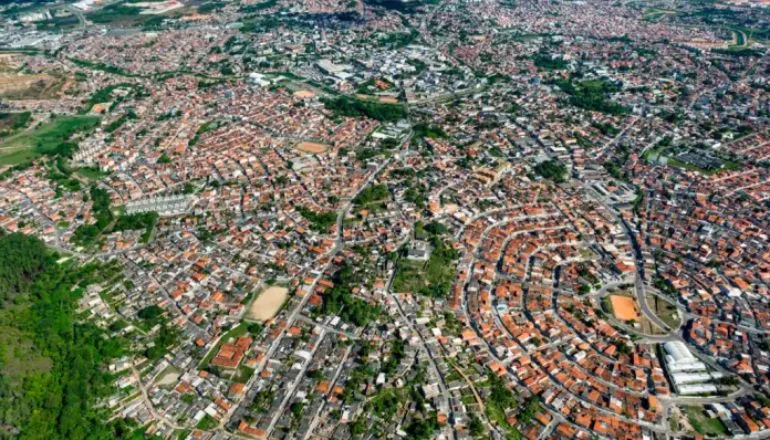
[533,159,567,183]
[0,231,49,301]
[0,233,130,439]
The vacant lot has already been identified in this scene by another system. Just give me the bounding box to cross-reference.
[296,141,329,154]
[0,73,67,100]
[610,295,641,321]
[392,239,458,297]
[355,93,400,104]
[0,53,24,73]
[154,365,180,388]
[0,115,99,165]
[246,286,289,322]
[293,89,315,99]
[87,1,185,27]
[683,406,726,437]
[648,293,681,328]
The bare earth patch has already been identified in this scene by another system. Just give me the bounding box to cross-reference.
[296,141,329,154]
[355,93,399,104]
[376,96,399,104]
[154,367,180,388]
[293,89,315,99]
[0,73,66,100]
[610,295,641,321]
[246,286,289,322]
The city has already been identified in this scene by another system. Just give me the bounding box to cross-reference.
[0,0,769,439]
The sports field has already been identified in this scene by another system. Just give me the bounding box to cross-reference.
[296,141,329,154]
[246,286,289,322]
[610,295,641,321]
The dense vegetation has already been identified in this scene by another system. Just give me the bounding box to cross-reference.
[534,159,567,182]
[321,96,407,122]
[552,77,630,115]
[412,123,448,140]
[363,0,440,13]
[319,263,380,326]
[298,206,337,232]
[74,186,157,246]
[73,186,113,245]
[0,111,31,137]
[197,1,223,13]
[532,53,568,70]
[0,231,48,302]
[392,222,460,297]
[113,211,159,243]
[44,157,83,196]
[485,370,524,439]
[239,0,278,12]
[377,29,419,49]
[0,232,133,439]
[353,183,390,206]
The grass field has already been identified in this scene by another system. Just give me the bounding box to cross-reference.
[648,293,681,329]
[391,241,457,297]
[683,406,726,436]
[0,115,99,165]
[643,8,676,22]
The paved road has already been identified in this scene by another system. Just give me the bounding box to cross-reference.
[62,4,86,32]
[130,366,183,431]
[389,281,457,440]
[633,272,673,332]
[218,132,411,434]
[301,345,353,440]
[263,329,326,437]
[581,180,674,333]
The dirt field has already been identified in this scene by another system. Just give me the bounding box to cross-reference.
[376,96,399,104]
[296,141,329,154]
[246,286,289,322]
[293,89,315,99]
[443,203,459,214]
[355,93,399,104]
[154,366,180,388]
[610,295,641,321]
[0,54,24,73]
[0,73,65,100]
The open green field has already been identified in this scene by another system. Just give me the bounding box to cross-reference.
[391,240,458,297]
[86,1,188,28]
[647,293,681,329]
[0,115,99,165]
[643,8,676,22]
[683,406,726,437]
